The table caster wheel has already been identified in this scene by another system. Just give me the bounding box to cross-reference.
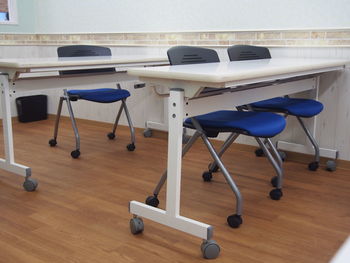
[271,176,278,188]
[201,240,220,259]
[107,132,115,140]
[308,161,319,171]
[255,148,264,157]
[23,178,38,192]
[145,195,159,207]
[202,171,213,182]
[326,160,337,172]
[127,143,136,151]
[278,151,286,162]
[49,139,57,147]
[130,217,144,235]
[227,214,242,228]
[270,189,283,200]
[143,128,152,138]
[71,150,80,159]
[208,162,219,173]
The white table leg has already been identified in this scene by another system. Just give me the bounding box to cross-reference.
[129,88,214,241]
[0,74,38,191]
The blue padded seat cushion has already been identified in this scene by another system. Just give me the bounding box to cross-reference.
[184,110,286,138]
[67,88,130,103]
[251,97,323,118]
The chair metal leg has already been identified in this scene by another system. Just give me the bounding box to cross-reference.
[255,137,284,189]
[110,103,124,136]
[63,89,80,153]
[208,132,239,172]
[122,99,136,145]
[191,118,243,216]
[52,96,64,141]
[296,116,320,163]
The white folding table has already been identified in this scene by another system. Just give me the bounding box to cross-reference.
[128,58,349,259]
[0,55,168,191]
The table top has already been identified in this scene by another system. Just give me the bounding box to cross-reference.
[0,55,168,70]
[127,58,349,84]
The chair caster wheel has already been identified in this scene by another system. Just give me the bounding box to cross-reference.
[23,178,38,192]
[130,217,144,235]
[271,176,278,188]
[278,151,286,162]
[49,139,57,147]
[255,148,264,157]
[326,160,337,172]
[308,161,319,171]
[208,162,219,173]
[270,189,283,200]
[107,132,115,140]
[201,240,220,259]
[145,195,159,207]
[71,150,80,159]
[143,128,152,138]
[202,171,213,182]
[227,214,243,228]
[127,143,136,151]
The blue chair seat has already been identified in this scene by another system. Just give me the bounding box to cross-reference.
[68,88,130,103]
[184,110,286,138]
[251,97,323,118]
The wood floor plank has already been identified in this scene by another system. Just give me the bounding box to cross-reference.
[0,117,349,262]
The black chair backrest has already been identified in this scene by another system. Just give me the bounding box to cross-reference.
[167,46,219,65]
[227,45,271,61]
[58,45,115,75]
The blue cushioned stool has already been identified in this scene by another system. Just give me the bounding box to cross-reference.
[48,45,135,158]
[144,46,287,229]
[228,45,324,171]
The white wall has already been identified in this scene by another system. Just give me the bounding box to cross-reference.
[34,0,350,33]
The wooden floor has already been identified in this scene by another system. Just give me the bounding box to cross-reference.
[0,117,349,263]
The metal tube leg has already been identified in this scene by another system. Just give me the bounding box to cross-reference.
[63,89,80,151]
[52,96,64,140]
[122,100,136,145]
[208,133,240,172]
[111,103,124,135]
[296,116,320,163]
[152,131,201,196]
[255,137,283,189]
[200,133,243,215]
[266,137,283,168]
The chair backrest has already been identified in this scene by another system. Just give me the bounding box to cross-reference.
[58,45,115,75]
[167,46,219,65]
[227,45,271,61]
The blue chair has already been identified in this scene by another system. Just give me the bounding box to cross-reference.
[144,46,287,228]
[48,45,135,158]
[228,45,323,172]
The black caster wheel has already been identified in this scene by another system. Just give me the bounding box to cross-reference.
[49,139,57,147]
[255,148,264,157]
[143,128,152,138]
[107,132,115,140]
[126,143,136,151]
[227,214,243,228]
[308,161,319,171]
[130,217,144,235]
[202,171,213,182]
[269,189,283,200]
[278,151,286,162]
[270,176,278,188]
[71,150,80,159]
[145,195,159,207]
[326,160,337,172]
[208,162,219,173]
[201,240,220,259]
[23,178,38,192]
